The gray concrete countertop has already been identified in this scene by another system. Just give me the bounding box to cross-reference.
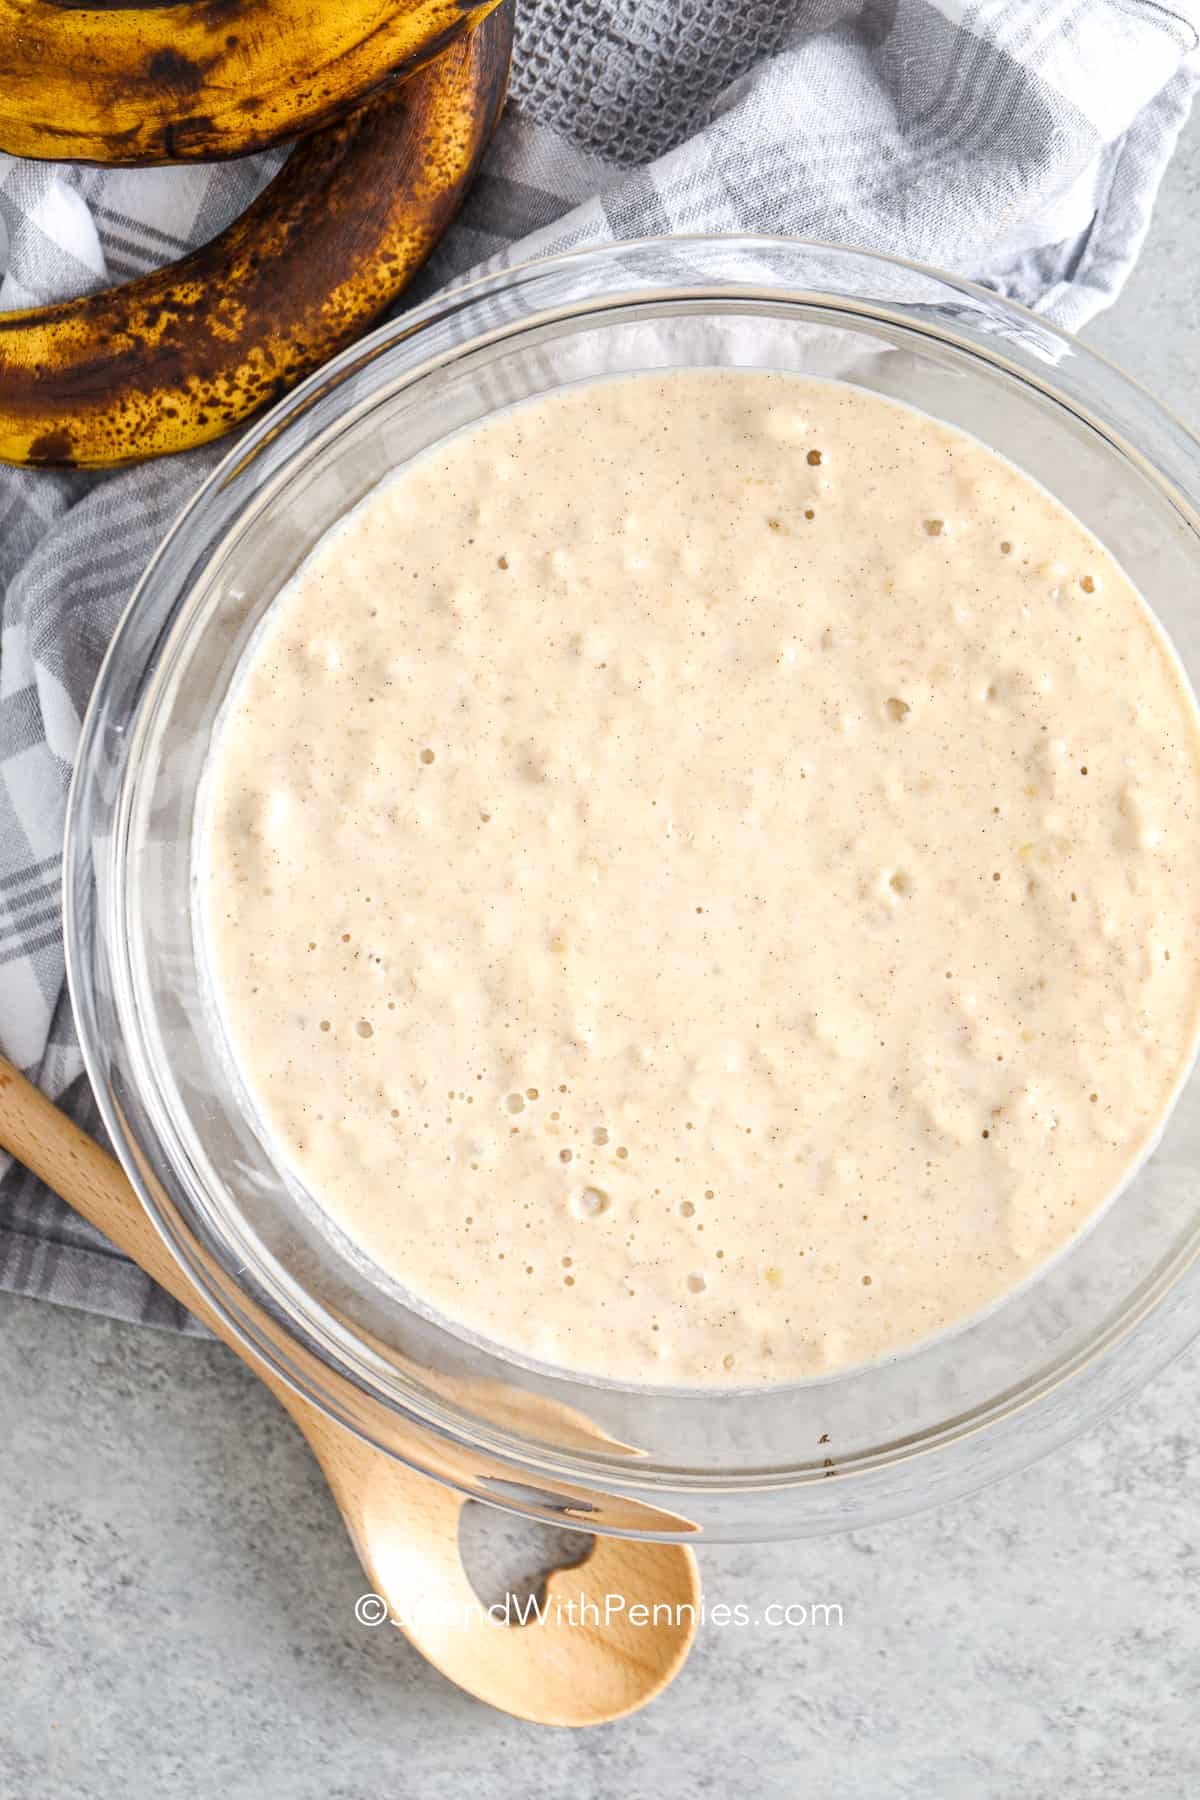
[4,111,1199,1800]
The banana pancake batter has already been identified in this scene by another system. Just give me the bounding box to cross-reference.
[203,371,1200,1384]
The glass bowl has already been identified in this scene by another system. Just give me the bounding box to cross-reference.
[64,238,1200,1542]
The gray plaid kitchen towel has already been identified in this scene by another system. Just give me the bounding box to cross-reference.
[2,0,1198,1333]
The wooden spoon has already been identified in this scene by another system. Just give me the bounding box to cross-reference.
[0,1053,700,1726]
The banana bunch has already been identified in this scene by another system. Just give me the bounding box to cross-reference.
[0,4,513,468]
[0,0,504,164]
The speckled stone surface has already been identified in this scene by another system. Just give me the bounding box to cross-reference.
[4,110,1199,1800]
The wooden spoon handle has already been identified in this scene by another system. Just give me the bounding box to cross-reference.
[0,1053,700,1724]
[0,1055,211,1322]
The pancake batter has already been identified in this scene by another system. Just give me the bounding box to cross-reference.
[203,371,1200,1384]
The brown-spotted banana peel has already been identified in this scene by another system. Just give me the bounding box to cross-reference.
[0,0,506,165]
[0,3,513,469]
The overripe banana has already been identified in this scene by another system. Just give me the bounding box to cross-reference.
[0,0,505,164]
[0,4,512,469]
